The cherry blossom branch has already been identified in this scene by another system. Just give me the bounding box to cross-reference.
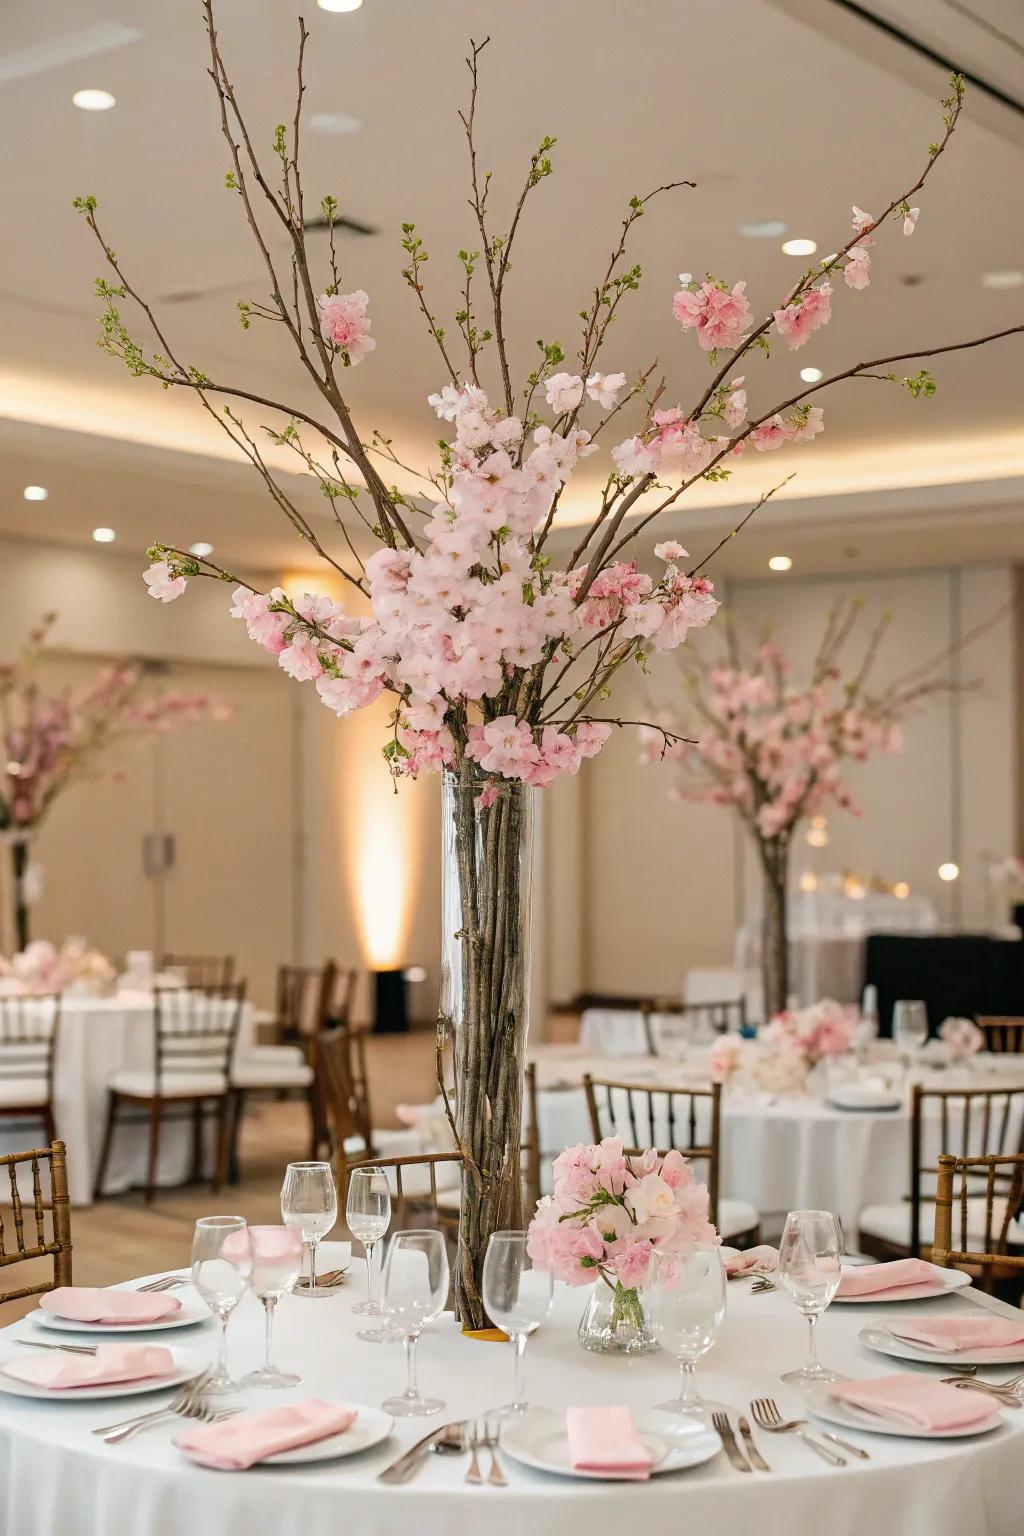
[686,475,796,577]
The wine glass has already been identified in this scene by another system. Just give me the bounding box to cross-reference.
[190,1215,250,1394]
[380,1229,450,1417]
[346,1166,392,1342]
[647,1246,727,1421]
[777,1209,843,1386]
[482,1230,553,1413]
[893,999,928,1059]
[280,1161,337,1298]
[241,1225,304,1389]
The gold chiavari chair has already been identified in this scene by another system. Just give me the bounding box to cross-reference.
[932,1152,1024,1291]
[93,982,245,1202]
[582,1073,760,1245]
[636,998,747,1055]
[858,1082,1024,1260]
[342,1150,466,1230]
[0,992,61,1143]
[160,952,236,989]
[318,1028,377,1174]
[976,1017,1024,1055]
[0,1141,72,1306]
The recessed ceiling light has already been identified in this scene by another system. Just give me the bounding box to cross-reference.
[91,526,116,543]
[73,88,116,111]
[782,237,817,257]
[893,881,910,899]
[317,0,363,10]
[189,541,214,558]
[768,555,793,572]
[938,862,960,882]
[308,112,363,135]
[981,269,1023,290]
[739,220,786,239]
[800,366,823,384]
[22,485,47,501]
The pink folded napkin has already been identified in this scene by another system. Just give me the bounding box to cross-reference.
[725,1245,779,1277]
[177,1399,358,1470]
[835,1259,938,1298]
[887,1315,1024,1352]
[40,1287,182,1325]
[830,1372,1001,1431]
[565,1406,653,1480]
[2,1342,175,1391]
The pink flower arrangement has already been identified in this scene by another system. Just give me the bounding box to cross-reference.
[763,999,858,1065]
[938,1015,984,1061]
[0,938,115,997]
[527,1137,719,1306]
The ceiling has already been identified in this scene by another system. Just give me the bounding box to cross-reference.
[0,0,1022,583]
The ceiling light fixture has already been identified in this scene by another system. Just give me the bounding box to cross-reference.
[739,220,786,239]
[91,526,116,543]
[308,112,363,135]
[938,862,960,882]
[73,88,116,111]
[782,237,817,257]
[768,555,793,572]
[189,541,214,558]
[22,485,47,501]
[800,366,823,383]
[317,0,363,11]
[981,269,1024,290]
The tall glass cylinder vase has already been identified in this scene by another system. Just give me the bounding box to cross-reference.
[758,833,790,1021]
[439,763,534,1332]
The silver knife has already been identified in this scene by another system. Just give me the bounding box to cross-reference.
[711,1411,751,1472]
[377,1423,465,1484]
[738,1415,770,1472]
[13,1339,98,1356]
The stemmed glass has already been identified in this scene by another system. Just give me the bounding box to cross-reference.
[346,1166,392,1343]
[482,1230,553,1413]
[190,1215,251,1395]
[647,1246,727,1421]
[241,1225,304,1389]
[380,1229,449,1417]
[281,1161,337,1299]
[894,999,928,1059]
[777,1209,843,1386]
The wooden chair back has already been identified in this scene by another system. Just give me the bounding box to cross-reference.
[639,998,746,1054]
[582,1073,722,1225]
[0,992,61,1109]
[908,1082,1024,1255]
[0,1141,72,1305]
[342,1150,466,1229]
[160,953,236,988]
[153,982,245,1095]
[932,1152,1024,1281]
[976,1017,1024,1054]
[317,1028,374,1164]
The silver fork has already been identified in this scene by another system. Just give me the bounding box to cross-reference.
[948,1367,1024,1393]
[92,1370,211,1438]
[464,1420,483,1485]
[750,1397,848,1465]
[751,1277,776,1293]
[104,1403,243,1445]
[482,1417,508,1486]
[136,1276,188,1293]
[14,1339,98,1356]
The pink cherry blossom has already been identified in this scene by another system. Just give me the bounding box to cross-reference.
[654,541,688,563]
[143,561,187,603]
[844,245,871,290]
[903,207,920,236]
[774,285,832,350]
[544,372,584,414]
[585,371,626,409]
[316,289,375,365]
[673,278,752,352]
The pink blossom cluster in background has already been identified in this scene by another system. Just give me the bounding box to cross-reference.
[526,1136,719,1292]
[938,1015,983,1061]
[762,998,858,1064]
[0,938,114,997]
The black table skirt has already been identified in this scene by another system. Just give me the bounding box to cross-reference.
[863,934,1024,1037]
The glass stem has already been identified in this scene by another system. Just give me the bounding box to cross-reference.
[263,1295,277,1372]
[405,1332,420,1400]
[512,1332,527,1406]
[806,1313,819,1373]
[365,1240,376,1309]
[308,1235,320,1295]
[216,1309,230,1380]
[678,1358,698,1408]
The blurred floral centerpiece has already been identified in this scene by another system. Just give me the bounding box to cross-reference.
[0,938,116,999]
[710,999,857,1094]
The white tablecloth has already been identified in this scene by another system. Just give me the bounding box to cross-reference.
[531,1044,1024,1232]
[0,993,257,1205]
[0,1268,1021,1536]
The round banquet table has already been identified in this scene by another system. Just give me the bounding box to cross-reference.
[530,1044,1024,1233]
[1,1270,1022,1536]
[0,992,258,1205]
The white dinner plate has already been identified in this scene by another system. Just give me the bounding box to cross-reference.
[859,1325,1024,1367]
[804,1382,1003,1440]
[832,1264,972,1304]
[499,1408,720,1480]
[0,1342,207,1402]
[826,1088,902,1113]
[32,1289,211,1335]
[176,1404,394,1468]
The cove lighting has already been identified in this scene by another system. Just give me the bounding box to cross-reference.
[938,862,960,882]
[22,485,47,501]
[768,555,792,572]
[189,541,214,557]
[317,0,363,11]
[73,88,116,111]
[800,366,823,383]
[782,237,817,257]
[91,526,116,543]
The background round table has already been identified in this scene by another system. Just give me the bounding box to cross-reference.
[0,1269,1021,1536]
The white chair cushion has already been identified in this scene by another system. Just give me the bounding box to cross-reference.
[718,1197,760,1239]
[859,1198,1024,1249]
[231,1047,313,1090]
[109,1068,227,1098]
[0,1078,49,1108]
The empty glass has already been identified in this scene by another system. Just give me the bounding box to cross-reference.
[346,1166,392,1342]
[893,999,928,1058]
[241,1225,304,1389]
[647,1246,727,1420]
[482,1230,553,1412]
[280,1161,337,1298]
[777,1209,843,1386]
[381,1229,450,1417]
[190,1215,250,1394]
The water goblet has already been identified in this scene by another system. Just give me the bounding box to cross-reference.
[281,1161,337,1298]
[241,1225,304,1389]
[482,1230,553,1413]
[777,1209,843,1386]
[346,1166,392,1342]
[380,1229,449,1417]
[190,1215,250,1394]
[647,1246,727,1421]
[894,999,928,1060]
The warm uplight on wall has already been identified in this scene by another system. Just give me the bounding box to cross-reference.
[938,862,960,882]
[893,882,910,899]
[799,872,819,893]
